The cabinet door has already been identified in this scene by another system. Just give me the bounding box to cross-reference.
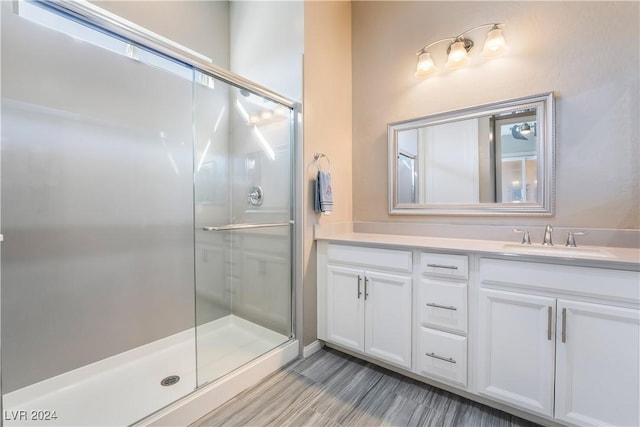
[364,270,412,368]
[555,300,640,427]
[477,288,556,417]
[326,265,365,352]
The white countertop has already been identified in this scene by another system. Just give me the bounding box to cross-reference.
[315,232,640,267]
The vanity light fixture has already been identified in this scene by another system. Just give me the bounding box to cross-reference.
[415,23,506,79]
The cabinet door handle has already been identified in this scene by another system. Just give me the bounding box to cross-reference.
[426,263,458,270]
[426,302,458,311]
[357,275,362,299]
[364,276,369,300]
[547,306,552,341]
[425,352,456,364]
[561,307,567,343]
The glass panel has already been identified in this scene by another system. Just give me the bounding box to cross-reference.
[496,115,538,204]
[194,82,293,386]
[501,158,525,202]
[1,3,196,425]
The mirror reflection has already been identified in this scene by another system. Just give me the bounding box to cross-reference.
[389,93,554,215]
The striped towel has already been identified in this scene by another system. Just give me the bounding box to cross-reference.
[314,171,333,213]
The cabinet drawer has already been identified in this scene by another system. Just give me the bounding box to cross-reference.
[418,279,467,334]
[479,258,640,304]
[328,244,412,273]
[416,327,467,388]
[420,252,468,279]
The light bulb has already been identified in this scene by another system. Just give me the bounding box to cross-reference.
[482,26,507,57]
[519,123,531,135]
[446,41,469,69]
[414,51,436,78]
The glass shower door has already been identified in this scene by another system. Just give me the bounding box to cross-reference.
[1,3,197,425]
[194,79,293,386]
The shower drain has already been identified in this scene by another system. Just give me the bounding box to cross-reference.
[160,375,180,387]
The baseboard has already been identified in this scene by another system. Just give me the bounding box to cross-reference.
[302,340,324,358]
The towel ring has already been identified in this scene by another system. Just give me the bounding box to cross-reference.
[314,153,331,172]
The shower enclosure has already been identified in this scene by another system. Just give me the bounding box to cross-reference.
[0,2,297,425]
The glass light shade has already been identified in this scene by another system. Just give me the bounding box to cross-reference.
[445,41,469,69]
[519,123,532,135]
[482,27,507,57]
[414,52,437,78]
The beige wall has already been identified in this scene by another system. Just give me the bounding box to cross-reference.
[352,1,639,230]
[303,1,352,345]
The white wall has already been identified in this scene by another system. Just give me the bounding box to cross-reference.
[91,0,230,68]
[351,1,639,231]
[230,1,304,102]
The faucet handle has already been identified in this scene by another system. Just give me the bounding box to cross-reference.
[566,231,587,247]
[513,229,532,245]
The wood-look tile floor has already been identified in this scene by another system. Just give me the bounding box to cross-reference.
[192,347,541,427]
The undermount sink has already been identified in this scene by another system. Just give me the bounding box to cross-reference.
[502,243,614,259]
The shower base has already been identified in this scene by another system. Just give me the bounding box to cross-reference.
[3,315,290,426]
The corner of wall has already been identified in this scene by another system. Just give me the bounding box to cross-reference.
[302,0,353,346]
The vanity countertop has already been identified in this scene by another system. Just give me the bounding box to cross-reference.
[315,231,640,268]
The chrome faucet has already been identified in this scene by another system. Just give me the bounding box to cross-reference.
[542,224,553,246]
[513,229,532,244]
[566,231,587,247]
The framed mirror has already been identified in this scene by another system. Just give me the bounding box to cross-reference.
[388,92,554,215]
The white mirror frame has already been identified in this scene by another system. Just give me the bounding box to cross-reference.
[388,92,555,216]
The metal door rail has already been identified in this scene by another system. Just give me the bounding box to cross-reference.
[203,221,293,232]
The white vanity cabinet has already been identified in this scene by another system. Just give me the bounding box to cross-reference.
[316,234,639,427]
[414,252,469,388]
[320,243,413,369]
[476,257,640,426]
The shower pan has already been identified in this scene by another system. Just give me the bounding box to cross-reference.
[0,2,298,426]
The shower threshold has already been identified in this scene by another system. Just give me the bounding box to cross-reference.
[3,315,289,426]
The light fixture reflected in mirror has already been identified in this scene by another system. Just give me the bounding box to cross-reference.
[511,122,536,140]
[415,23,507,79]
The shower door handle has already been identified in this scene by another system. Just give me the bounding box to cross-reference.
[203,220,293,232]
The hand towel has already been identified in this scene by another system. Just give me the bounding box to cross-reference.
[314,177,321,212]
[317,170,333,213]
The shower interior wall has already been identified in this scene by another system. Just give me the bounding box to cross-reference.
[0,0,295,395]
[0,1,198,392]
[94,0,302,337]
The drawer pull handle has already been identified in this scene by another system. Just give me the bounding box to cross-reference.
[426,263,458,270]
[426,302,458,311]
[425,352,456,364]
[357,275,362,299]
[364,276,369,300]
